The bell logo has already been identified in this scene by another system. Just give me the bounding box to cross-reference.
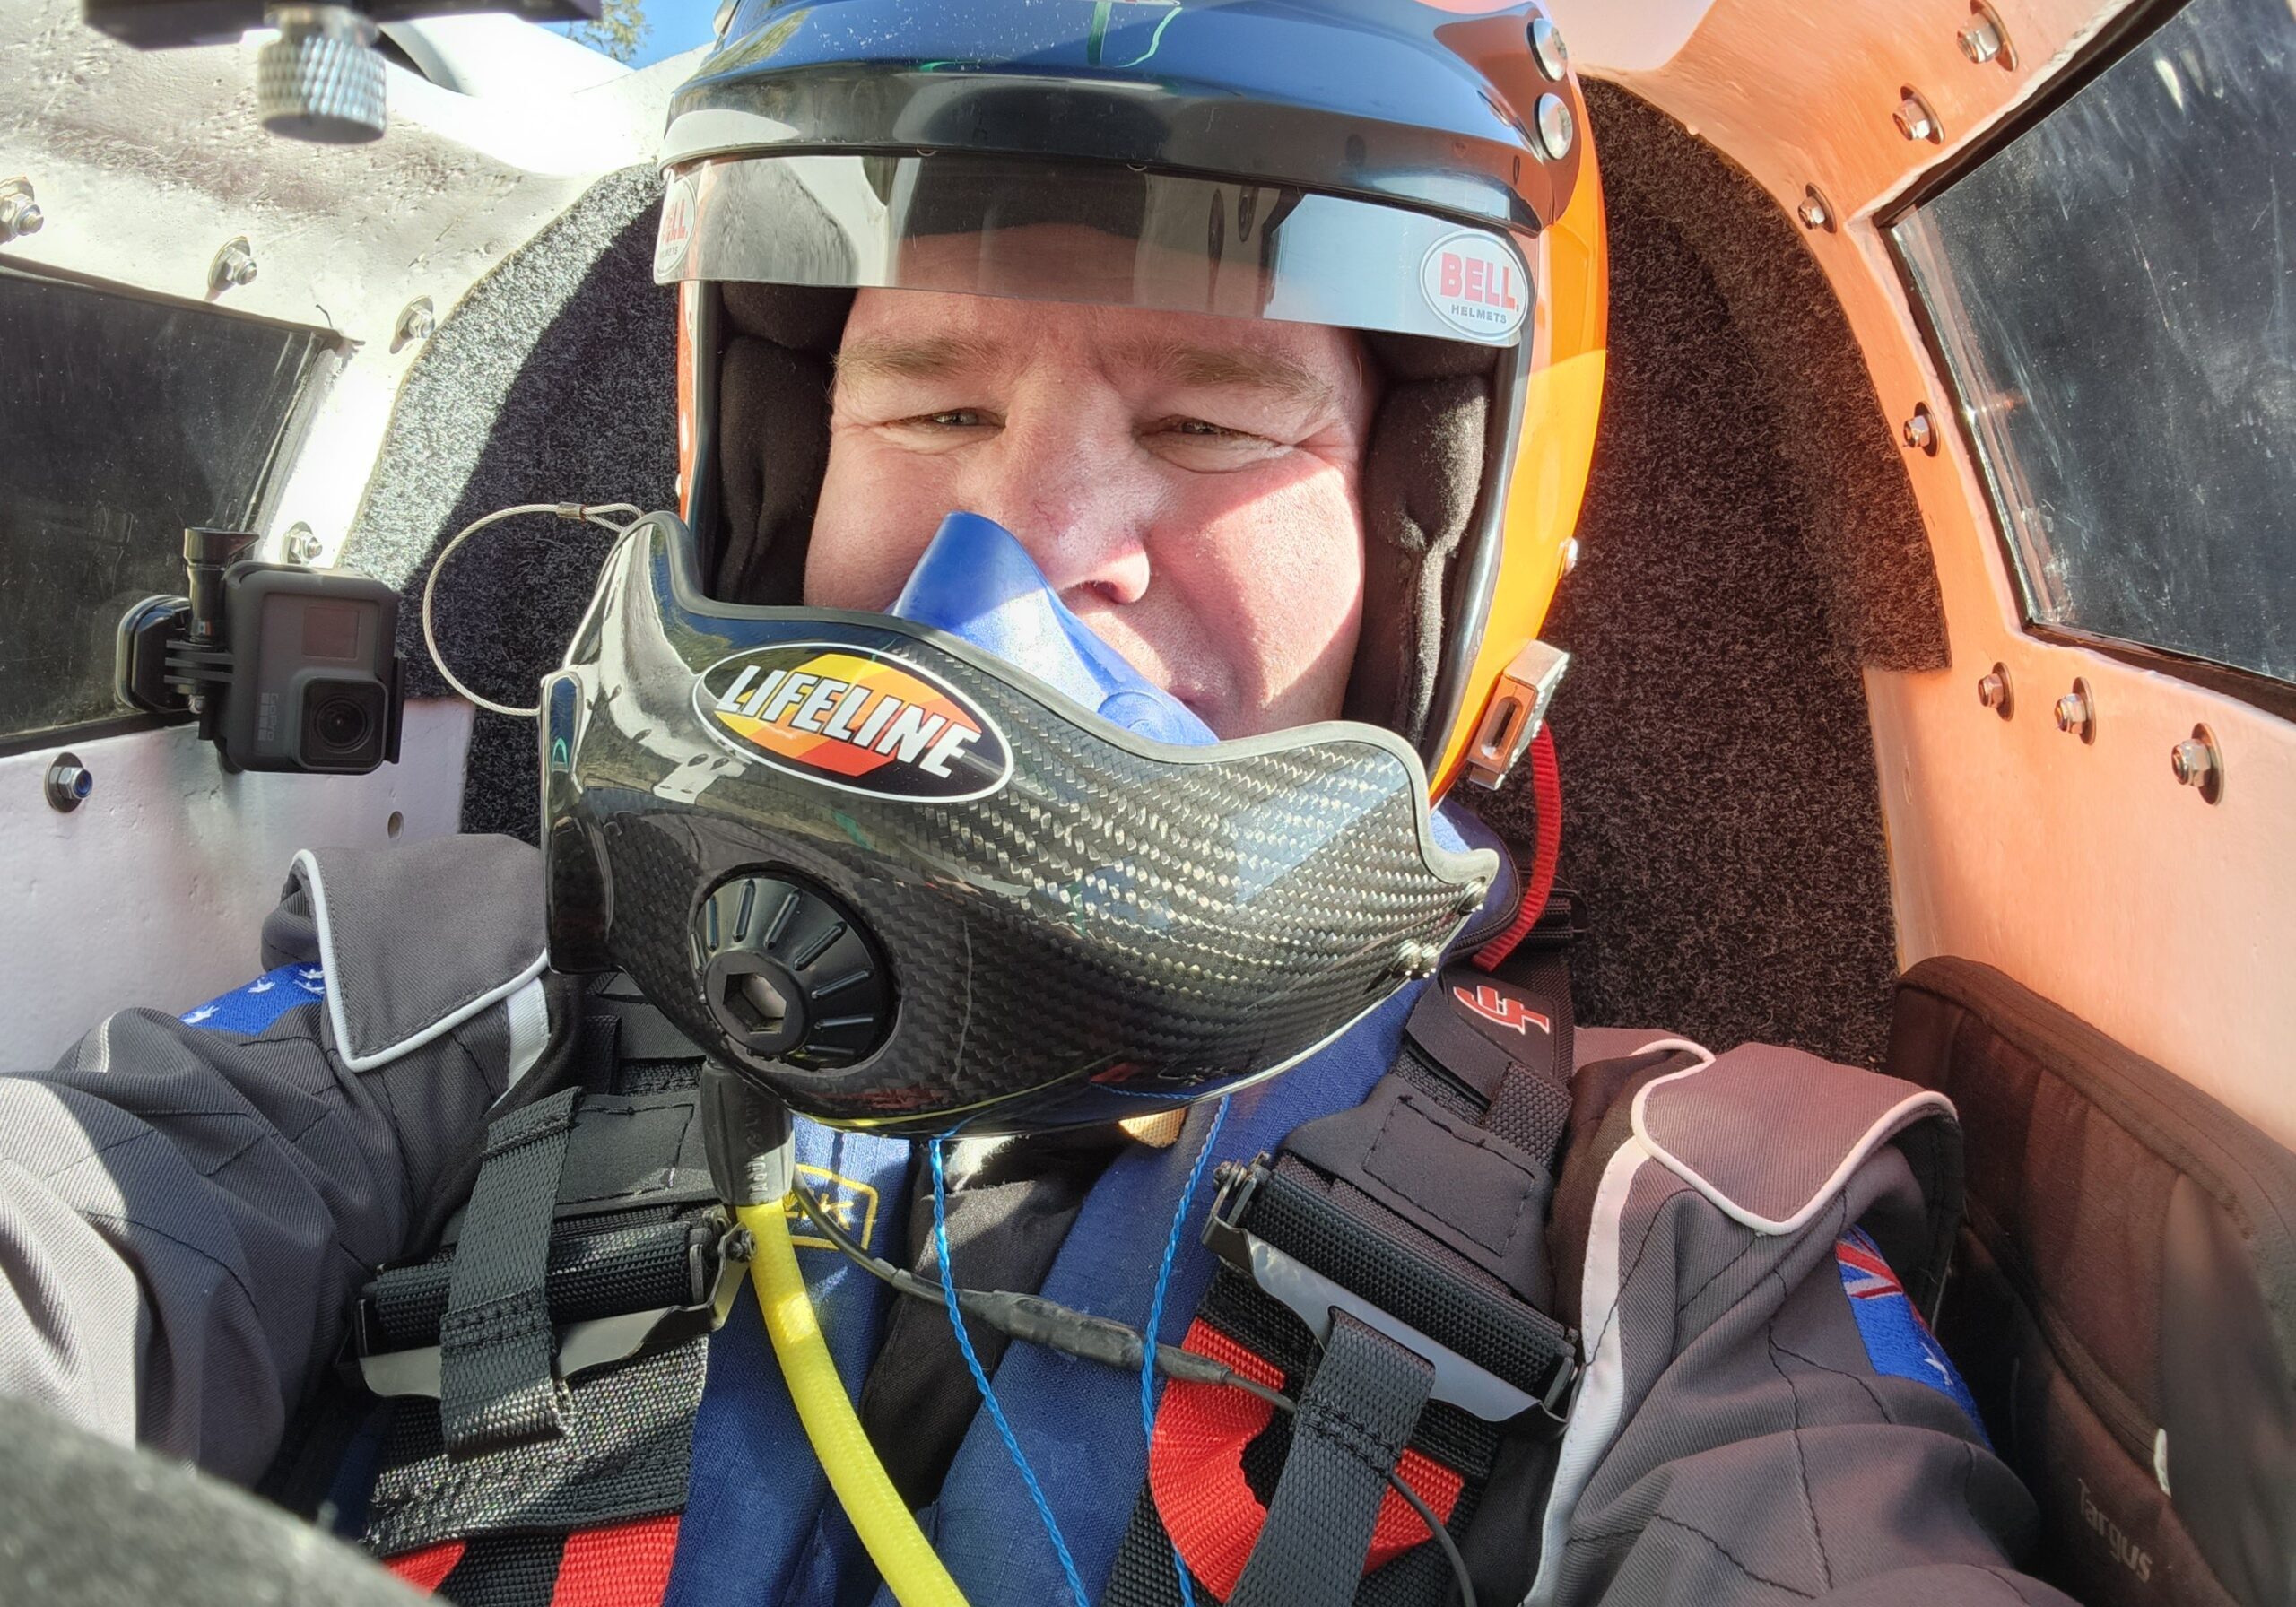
[696,642,1013,803]
[1455,984,1551,1036]
[1421,230,1531,342]
[655,173,697,279]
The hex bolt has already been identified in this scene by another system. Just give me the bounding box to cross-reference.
[282,523,324,565]
[1958,3,2017,68]
[1796,185,1836,232]
[1894,89,1943,143]
[1535,93,1575,161]
[2170,725,2223,804]
[2053,679,2094,743]
[210,237,258,293]
[1977,663,2013,717]
[1528,15,1570,81]
[1902,404,1938,455]
[0,179,43,243]
[394,296,437,350]
[44,752,91,814]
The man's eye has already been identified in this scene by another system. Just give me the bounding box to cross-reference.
[1156,417,1269,444]
[916,409,988,429]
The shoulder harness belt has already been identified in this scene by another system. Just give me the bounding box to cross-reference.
[1108,891,1587,1607]
[351,974,737,1607]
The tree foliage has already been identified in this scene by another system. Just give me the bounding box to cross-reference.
[569,0,650,65]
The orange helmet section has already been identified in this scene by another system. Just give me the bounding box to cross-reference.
[1431,127,1608,800]
[676,280,701,522]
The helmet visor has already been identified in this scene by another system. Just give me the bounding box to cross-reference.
[657,152,1535,347]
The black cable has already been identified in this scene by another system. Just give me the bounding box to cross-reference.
[789,1185,1479,1607]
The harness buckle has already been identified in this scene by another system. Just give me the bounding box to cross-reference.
[351,1214,752,1400]
[1205,1156,1578,1430]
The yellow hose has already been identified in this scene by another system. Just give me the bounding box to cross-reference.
[735,1201,970,1607]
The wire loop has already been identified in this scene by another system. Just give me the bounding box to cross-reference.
[420,501,643,717]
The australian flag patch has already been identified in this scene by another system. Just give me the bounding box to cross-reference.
[178,963,328,1036]
[1836,1227,1989,1444]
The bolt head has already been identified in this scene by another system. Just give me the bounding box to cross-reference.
[1902,409,1936,452]
[1957,19,2003,63]
[213,242,258,291]
[1528,16,1569,81]
[44,753,90,813]
[396,298,437,346]
[1894,92,1941,143]
[2170,738,2213,786]
[283,524,324,566]
[2,196,43,239]
[1796,195,1831,230]
[1535,93,1575,161]
[2053,692,2088,734]
[1977,671,2008,709]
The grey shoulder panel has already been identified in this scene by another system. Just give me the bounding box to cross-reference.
[282,833,550,1073]
[1633,1043,1955,1233]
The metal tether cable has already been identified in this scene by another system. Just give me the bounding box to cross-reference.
[789,1185,1478,1607]
[421,502,644,717]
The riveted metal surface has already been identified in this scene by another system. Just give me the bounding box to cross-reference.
[544,518,1495,1136]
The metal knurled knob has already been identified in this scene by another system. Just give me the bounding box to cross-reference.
[257,7,386,144]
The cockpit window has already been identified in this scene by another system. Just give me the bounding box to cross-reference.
[1892,0,2296,691]
[0,271,338,743]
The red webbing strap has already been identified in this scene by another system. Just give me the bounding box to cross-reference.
[1148,1321,1465,1601]
[550,1515,682,1607]
[1471,727,1561,971]
[380,1516,679,1606]
[387,1539,467,1594]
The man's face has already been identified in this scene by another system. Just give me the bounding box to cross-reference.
[804,288,1378,739]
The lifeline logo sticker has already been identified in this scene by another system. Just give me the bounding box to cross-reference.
[1420,230,1530,343]
[696,642,1012,802]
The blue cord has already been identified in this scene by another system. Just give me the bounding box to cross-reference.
[1138,1099,1231,1607]
[931,1138,1092,1607]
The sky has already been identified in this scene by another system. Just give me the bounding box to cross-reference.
[552,0,726,71]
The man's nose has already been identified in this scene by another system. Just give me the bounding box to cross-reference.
[968,410,1155,608]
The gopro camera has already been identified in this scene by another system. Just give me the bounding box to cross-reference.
[119,528,404,775]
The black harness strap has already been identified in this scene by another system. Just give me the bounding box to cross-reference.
[1109,904,1584,1607]
[1228,1315,1435,1607]
[353,977,733,1600]
[439,1090,582,1456]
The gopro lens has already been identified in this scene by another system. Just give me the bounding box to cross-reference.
[314,697,370,751]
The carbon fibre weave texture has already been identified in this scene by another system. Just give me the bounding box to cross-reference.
[548,522,1492,1135]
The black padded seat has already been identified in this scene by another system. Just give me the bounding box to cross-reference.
[1891,958,2296,1607]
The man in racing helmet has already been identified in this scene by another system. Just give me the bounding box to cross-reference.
[0,4,2074,1605]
